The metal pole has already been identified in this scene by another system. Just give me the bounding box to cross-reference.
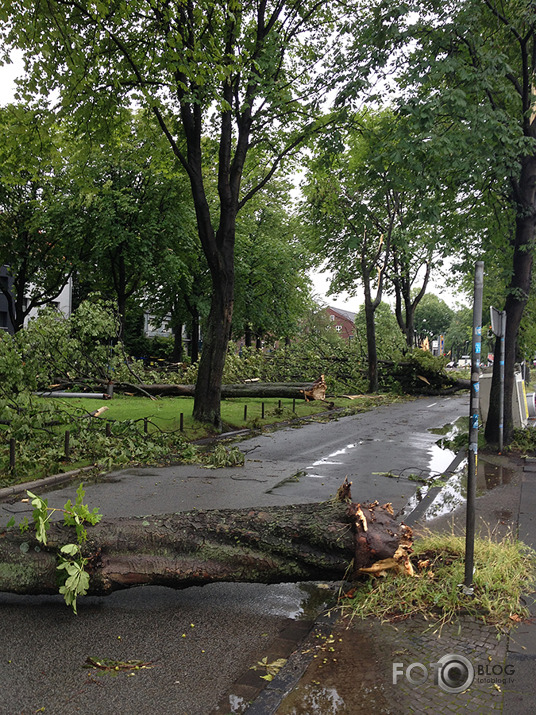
[499,311,506,453]
[464,261,484,592]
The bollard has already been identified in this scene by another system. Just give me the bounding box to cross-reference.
[64,430,70,459]
[144,417,148,434]
[262,402,265,419]
[180,413,184,432]
[106,422,111,438]
[244,405,248,421]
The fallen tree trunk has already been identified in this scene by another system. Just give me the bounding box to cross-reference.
[115,382,320,399]
[0,490,412,597]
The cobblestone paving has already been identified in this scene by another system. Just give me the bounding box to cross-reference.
[273,615,508,714]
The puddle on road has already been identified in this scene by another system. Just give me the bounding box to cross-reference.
[401,416,515,521]
[398,416,516,520]
[259,582,337,620]
[416,455,515,520]
[274,626,395,715]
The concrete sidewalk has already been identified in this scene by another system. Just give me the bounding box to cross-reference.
[221,454,536,714]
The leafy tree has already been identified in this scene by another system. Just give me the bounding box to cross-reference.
[388,229,436,348]
[233,179,313,347]
[444,306,473,362]
[340,0,536,443]
[354,301,405,362]
[1,0,346,428]
[414,294,455,346]
[0,105,76,331]
[302,110,445,390]
[67,111,193,338]
[143,237,211,364]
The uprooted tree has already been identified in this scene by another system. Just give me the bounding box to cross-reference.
[0,481,413,610]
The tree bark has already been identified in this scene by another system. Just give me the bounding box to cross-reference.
[485,154,536,445]
[115,382,320,399]
[0,497,412,597]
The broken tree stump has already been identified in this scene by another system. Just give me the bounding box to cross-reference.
[0,487,412,598]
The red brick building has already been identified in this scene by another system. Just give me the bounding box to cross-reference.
[326,306,356,342]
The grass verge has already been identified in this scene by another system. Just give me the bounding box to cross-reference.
[341,529,536,632]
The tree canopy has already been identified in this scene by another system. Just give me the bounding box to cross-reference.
[0,105,75,331]
[1,0,349,428]
[336,0,536,441]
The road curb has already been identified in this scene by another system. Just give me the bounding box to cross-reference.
[0,465,98,502]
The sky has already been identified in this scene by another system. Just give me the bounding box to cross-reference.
[0,52,462,315]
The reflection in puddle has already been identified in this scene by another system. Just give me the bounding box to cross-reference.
[427,442,456,475]
[401,415,516,521]
[279,684,345,714]
[410,456,516,521]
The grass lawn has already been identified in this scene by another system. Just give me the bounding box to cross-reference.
[39,393,391,438]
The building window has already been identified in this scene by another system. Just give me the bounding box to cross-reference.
[335,324,342,332]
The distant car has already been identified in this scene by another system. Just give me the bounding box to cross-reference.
[458,355,471,368]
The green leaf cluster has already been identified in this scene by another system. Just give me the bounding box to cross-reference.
[11,484,102,613]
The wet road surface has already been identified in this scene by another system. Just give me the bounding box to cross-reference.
[0,394,470,715]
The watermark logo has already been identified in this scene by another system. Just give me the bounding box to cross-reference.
[393,654,475,693]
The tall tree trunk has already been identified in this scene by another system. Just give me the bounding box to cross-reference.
[364,293,379,393]
[171,324,183,363]
[12,259,28,333]
[485,155,536,445]
[193,249,234,429]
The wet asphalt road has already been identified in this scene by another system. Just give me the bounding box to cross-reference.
[0,394,469,715]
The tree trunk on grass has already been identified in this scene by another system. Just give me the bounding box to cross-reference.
[115,382,321,399]
[0,495,412,597]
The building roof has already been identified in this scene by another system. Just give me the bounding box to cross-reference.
[328,306,357,323]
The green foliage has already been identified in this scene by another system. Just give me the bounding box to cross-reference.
[15,298,122,388]
[233,176,314,343]
[506,427,536,455]
[17,485,102,613]
[182,333,370,396]
[0,104,75,331]
[413,294,455,341]
[381,348,451,393]
[353,302,406,361]
[202,444,245,469]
